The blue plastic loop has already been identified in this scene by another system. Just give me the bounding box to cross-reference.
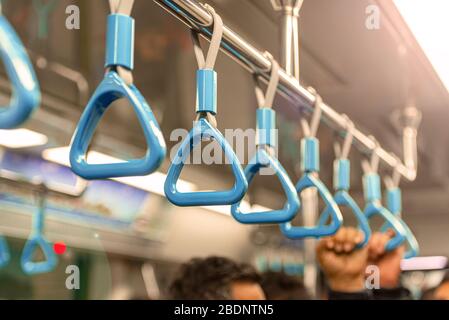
[319,191,372,248]
[334,159,350,191]
[363,174,406,251]
[364,202,407,251]
[105,14,135,70]
[381,188,419,259]
[400,224,419,259]
[301,138,319,173]
[381,218,419,259]
[164,118,247,206]
[364,173,381,202]
[0,236,10,268]
[0,16,41,129]
[231,148,300,224]
[70,71,166,179]
[20,206,58,275]
[256,108,276,148]
[320,159,371,247]
[196,69,217,114]
[280,173,343,238]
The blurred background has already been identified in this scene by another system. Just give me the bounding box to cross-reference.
[0,0,448,299]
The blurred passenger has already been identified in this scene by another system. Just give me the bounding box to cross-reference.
[168,256,266,300]
[261,271,311,300]
[316,227,410,299]
[422,273,449,300]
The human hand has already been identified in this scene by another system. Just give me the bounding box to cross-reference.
[367,230,405,289]
[316,227,368,292]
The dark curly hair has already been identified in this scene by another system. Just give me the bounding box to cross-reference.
[261,271,310,300]
[168,256,261,300]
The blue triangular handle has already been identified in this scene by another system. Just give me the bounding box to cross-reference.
[0,235,10,268]
[318,159,371,247]
[164,118,247,206]
[364,202,407,251]
[70,71,166,179]
[20,205,58,275]
[380,188,419,258]
[280,173,343,238]
[398,221,419,259]
[0,16,41,129]
[21,234,58,275]
[363,173,406,251]
[319,191,371,248]
[231,148,300,224]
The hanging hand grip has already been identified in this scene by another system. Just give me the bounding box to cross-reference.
[165,9,247,207]
[281,172,342,238]
[0,16,40,129]
[164,118,247,206]
[20,205,58,275]
[70,12,166,179]
[319,159,371,247]
[69,71,166,179]
[0,235,10,268]
[363,173,406,251]
[319,191,371,247]
[231,148,300,224]
[382,187,419,258]
[231,108,300,224]
[281,138,343,238]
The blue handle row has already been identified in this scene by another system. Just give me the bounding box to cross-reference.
[382,188,419,258]
[164,117,247,206]
[363,173,406,251]
[0,16,41,129]
[231,148,300,224]
[70,71,166,179]
[0,235,10,268]
[20,205,58,275]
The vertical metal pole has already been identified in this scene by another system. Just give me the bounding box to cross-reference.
[276,0,302,81]
[272,0,317,297]
[301,188,318,297]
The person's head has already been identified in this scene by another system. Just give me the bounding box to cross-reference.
[261,271,310,300]
[168,256,265,300]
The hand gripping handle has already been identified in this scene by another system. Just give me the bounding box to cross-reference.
[363,173,406,251]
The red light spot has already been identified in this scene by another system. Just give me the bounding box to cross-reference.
[53,242,67,255]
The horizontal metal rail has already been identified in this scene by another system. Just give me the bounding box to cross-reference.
[153,0,418,181]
